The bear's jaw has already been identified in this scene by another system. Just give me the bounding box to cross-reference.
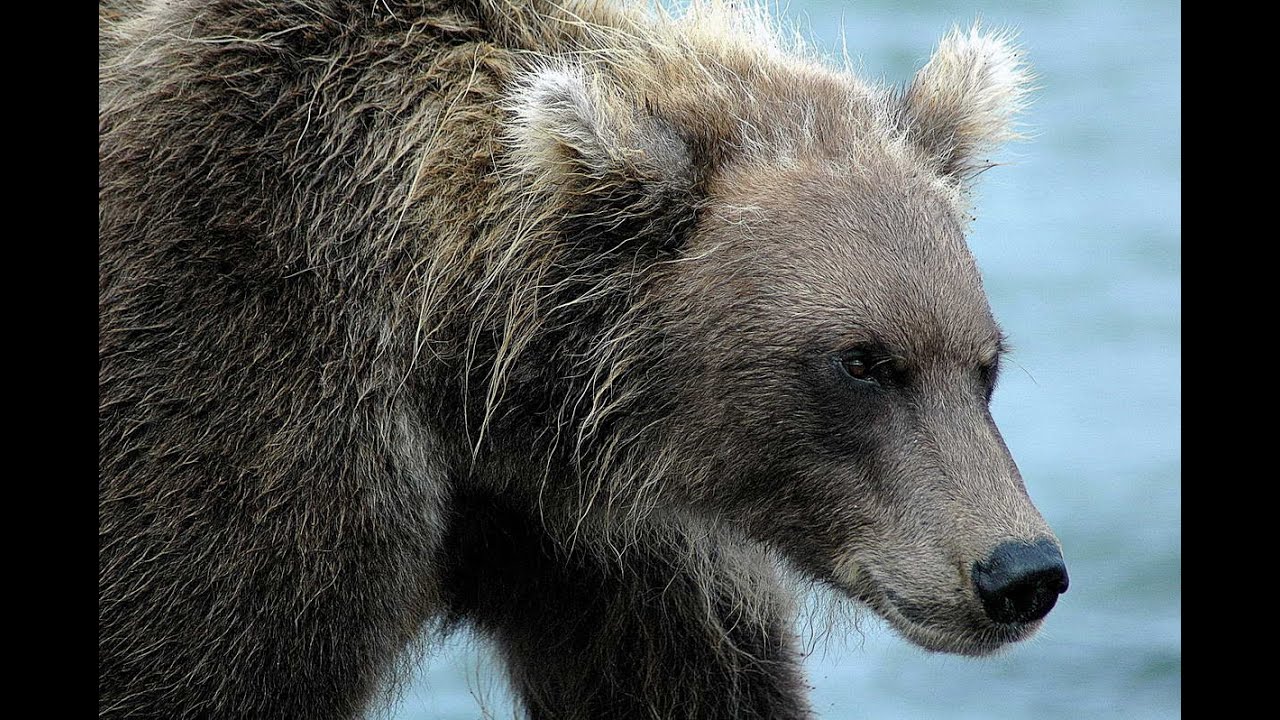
[831,559,1046,656]
[879,588,1045,657]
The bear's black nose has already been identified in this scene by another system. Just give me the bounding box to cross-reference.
[973,540,1069,625]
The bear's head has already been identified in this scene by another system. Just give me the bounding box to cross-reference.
[501,23,1067,656]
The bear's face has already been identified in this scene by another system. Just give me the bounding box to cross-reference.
[505,26,1066,656]
[661,158,1061,655]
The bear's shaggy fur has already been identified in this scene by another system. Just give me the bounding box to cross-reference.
[100,1,1061,718]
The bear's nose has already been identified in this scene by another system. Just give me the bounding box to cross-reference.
[972,540,1069,625]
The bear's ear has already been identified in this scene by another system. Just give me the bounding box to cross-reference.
[901,27,1031,180]
[505,63,700,252]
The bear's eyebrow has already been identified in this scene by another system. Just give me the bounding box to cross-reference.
[987,331,1012,366]
[978,330,1011,367]
[995,331,1011,357]
[835,328,900,358]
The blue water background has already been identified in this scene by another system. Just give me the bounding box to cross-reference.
[392,1,1181,717]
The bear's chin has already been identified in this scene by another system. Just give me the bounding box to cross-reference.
[871,592,1044,657]
[831,577,1042,656]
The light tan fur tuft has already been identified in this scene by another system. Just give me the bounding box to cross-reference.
[506,63,624,180]
[904,24,1032,178]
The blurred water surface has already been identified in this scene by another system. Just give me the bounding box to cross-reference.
[392,1,1181,717]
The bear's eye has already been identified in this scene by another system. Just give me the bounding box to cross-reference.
[836,347,902,386]
[978,360,1000,401]
[978,362,996,386]
[840,356,872,381]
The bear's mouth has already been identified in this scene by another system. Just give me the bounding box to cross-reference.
[877,589,1038,656]
[833,570,1040,656]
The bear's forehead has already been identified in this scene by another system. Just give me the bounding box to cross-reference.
[693,161,1000,360]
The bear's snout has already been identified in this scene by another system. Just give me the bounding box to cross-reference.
[972,540,1069,625]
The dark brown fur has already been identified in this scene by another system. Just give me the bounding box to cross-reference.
[100,2,1061,717]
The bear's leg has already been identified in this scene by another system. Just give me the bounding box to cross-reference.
[443,491,812,720]
[101,503,447,720]
[99,447,448,719]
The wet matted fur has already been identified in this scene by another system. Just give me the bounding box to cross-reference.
[100,1,1062,718]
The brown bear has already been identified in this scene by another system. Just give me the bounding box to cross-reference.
[98,1,1069,718]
